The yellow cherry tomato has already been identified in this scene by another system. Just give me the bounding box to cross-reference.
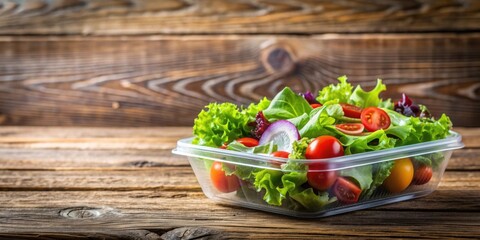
[383,158,414,193]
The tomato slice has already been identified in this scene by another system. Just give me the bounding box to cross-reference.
[360,107,391,132]
[236,137,259,147]
[335,123,364,135]
[210,161,240,193]
[272,151,290,158]
[310,103,322,109]
[334,177,361,204]
[340,103,363,118]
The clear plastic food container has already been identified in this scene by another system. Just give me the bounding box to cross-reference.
[172,131,464,218]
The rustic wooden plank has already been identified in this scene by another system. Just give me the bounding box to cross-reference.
[0,148,475,171]
[0,169,477,191]
[0,35,479,127]
[0,0,478,35]
[0,190,478,238]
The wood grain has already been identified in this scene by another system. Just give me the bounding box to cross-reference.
[0,35,479,127]
[0,0,479,35]
[0,126,477,239]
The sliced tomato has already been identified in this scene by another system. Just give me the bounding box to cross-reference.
[310,103,322,109]
[272,151,290,158]
[270,151,290,167]
[334,177,361,204]
[340,103,363,118]
[360,107,391,132]
[236,137,259,147]
[335,123,364,135]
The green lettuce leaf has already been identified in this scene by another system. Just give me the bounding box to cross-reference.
[242,97,271,122]
[290,188,336,210]
[263,87,312,121]
[289,138,312,160]
[193,103,249,147]
[316,75,353,104]
[363,161,394,198]
[341,165,373,191]
[298,104,344,138]
[349,79,387,108]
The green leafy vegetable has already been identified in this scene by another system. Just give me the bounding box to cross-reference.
[341,165,373,191]
[298,104,344,138]
[263,87,311,121]
[349,79,387,108]
[363,161,394,198]
[193,103,249,147]
[316,75,353,104]
[290,188,336,210]
[289,138,312,160]
[226,141,277,154]
[242,97,271,122]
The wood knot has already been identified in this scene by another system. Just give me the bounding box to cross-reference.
[261,43,296,74]
[59,207,116,219]
[161,227,223,240]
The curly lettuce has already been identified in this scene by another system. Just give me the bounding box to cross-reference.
[316,75,353,104]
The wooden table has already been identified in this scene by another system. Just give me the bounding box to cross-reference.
[0,127,478,239]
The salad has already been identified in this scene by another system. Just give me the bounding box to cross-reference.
[191,76,452,211]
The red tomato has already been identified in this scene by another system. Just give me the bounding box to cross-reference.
[272,151,290,158]
[307,162,338,191]
[360,107,391,132]
[305,136,344,190]
[310,103,322,109]
[413,165,433,185]
[210,161,240,193]
[220,143,228,149]
[335,123,364,135]
[305,136,344,159]
[340,103,363,118]
[236,137,259,147]
[334,177,362,204]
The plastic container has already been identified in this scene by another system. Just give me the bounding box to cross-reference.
[172,131,464,218]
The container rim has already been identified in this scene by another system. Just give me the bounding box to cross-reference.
[172,130,464,167]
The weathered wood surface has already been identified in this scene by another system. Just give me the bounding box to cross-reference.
[0,0,479,35]
[0,127,478,239]
[0,34,479,127]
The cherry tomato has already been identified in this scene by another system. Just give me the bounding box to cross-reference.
[335,123,364,135]
[305,136,344,159]
[210,161,240,193]
[310,103,322,109]
[307,162,338,191]
[236,137,259,147]
[340,103,363,118]
[272,151,290,158]
[383,158,414,193]
[305,136,344,190]
[413,165,433,185]
[361,107,391,132]
[334,177,361,204]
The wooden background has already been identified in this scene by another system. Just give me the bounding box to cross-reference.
[0,0,479,127]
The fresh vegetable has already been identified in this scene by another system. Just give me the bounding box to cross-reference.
[335,123,364,135]
[236,137,259,147]
[259,120,300,152]
[305,136,344,159]
[383,158,414,193]
[340,103,362,118]
[191,75,454,211]
[334,177,362,204]
[307,162,338,191]
[272,151,290,158]
[413,165,433,185]
[361,107,391,132]
[310,103,322,109]
[211,161,240,193]
[300,91,319,104]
